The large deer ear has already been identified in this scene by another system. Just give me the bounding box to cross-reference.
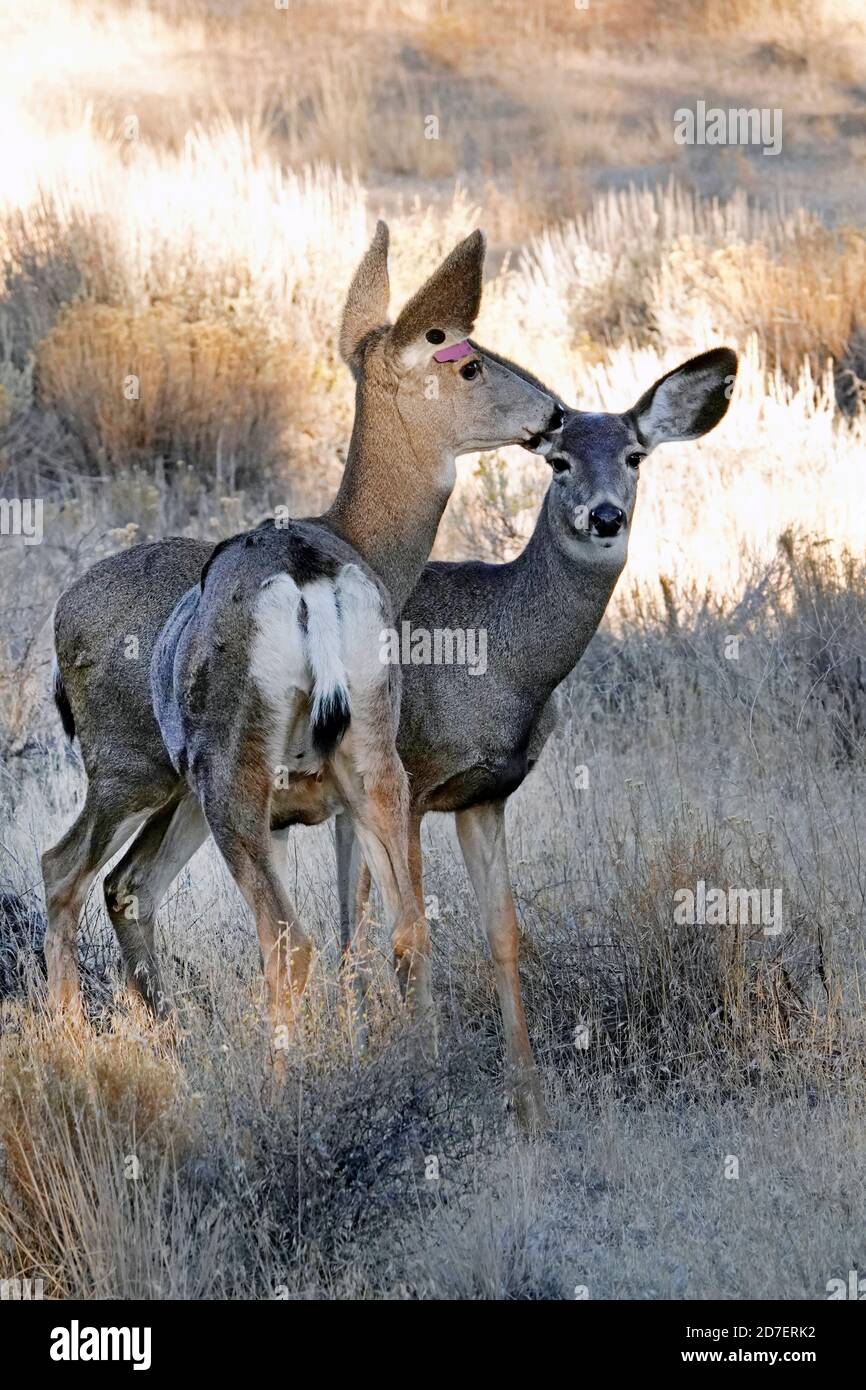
[631,348,738,449]
[339,221,391,376]
[388,229,485,372]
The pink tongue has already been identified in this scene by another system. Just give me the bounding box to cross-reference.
[433,339,473,362]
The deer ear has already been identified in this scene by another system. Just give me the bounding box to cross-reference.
[632,348,738,449]
[388,230,486,372]
[339,221,391,375]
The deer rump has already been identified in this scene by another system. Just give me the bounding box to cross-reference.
[150,520,394,787]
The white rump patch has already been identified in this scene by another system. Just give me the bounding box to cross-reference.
[249,563,388,766]
[250,573,308,713]
[335,565,389,698]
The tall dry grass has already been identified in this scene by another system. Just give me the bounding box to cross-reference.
[2,536,864,1298]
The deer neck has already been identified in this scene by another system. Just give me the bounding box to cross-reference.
[505,492,622,699]
[322,386,454,613]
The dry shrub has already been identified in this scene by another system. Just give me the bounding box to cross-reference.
[420,0,662,54]
[0,1029,192,1296]
[653,228,866,390]
[484,804,841,1103]
[0,649,42,757]
[215,1029,499,1280]
[776,532,866,763]
[568,533,866,765]
[520,182,779,352]
[443,452,545,563]
[687,0,866,48]
[599,812,813,1076]
[504,181,864,408]
[0,202,127,370]
[0,992,500,1297]
[526,184,866,392]
[35,302,297,481]
[268,54,460,181]
[407,1145,570,1300]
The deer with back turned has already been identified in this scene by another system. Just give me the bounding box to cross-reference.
[42,222,561,1047]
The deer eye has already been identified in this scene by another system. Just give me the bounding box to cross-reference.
[460,360,481,380]
[626,451,645,468]
[550,456,570,474]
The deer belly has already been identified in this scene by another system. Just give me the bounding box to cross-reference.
[270,774,339,829]
[423,747,531,813]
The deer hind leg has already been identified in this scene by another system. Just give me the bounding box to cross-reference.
[104,793,209,1018]
[347,760,433,1029]
[329,565,433,1029]
[455,800,549,1134]
[334,807,417,1054]
[335,811,372,1054]
[199,753,312,1054]
[41,786,151,1016]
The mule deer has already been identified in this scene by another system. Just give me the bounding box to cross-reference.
[43,222,560,1042]
[337,348,738,1129]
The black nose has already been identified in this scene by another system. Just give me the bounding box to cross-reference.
[589,502,626,537]
[547,404,564,433]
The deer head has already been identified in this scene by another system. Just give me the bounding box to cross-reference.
[537,348,738,568]
[339,221,561,470]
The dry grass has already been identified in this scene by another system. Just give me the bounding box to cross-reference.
[0,1023,194,1297]
[36,302,296,480]
[3,537,865,1299]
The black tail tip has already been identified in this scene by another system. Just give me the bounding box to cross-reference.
[311,691,351,757]
[53,667,76,742]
